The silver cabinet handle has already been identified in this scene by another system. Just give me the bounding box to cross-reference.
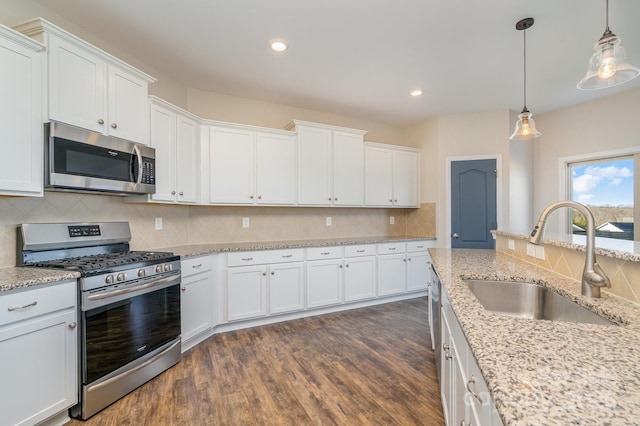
[356,249,365,253]
[262,272,267,276]
[258,195,262,199]
[8,301,37,311]
[68,322,77,329]
[403,258,407,262]
[339,264,343,268]
[192,264,202,268]
[171,190,176,195]
[334,197,338,201]
[452,233,460,239]
[179,191,184,196]
[111,123,117,129]
[466,376,483,403]
[181,287,186,292]
[345,264,350,268]
[241,257,253,261]
[321,252,330,255]
[282,254,293,258]
[271,271,275,275]
[97,118,104,125]
[250,195,254,199]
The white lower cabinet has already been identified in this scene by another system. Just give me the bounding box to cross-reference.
[377,243,407,296]
[269,263,304,314]
[343,256,376,302]
[180,255,215,350]
[441,286,502,426]
[306,259,343,308]
[226,265,268,321]
[0,280,77,426]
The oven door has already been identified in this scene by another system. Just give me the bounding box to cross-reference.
[81,272,181,385]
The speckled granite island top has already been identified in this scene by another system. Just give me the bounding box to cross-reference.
[158,236,435,258]
[430,248,640,426]
[0,267,80,293]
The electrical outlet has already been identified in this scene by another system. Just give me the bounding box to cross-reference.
[155,217,162,230]
[326,217,332,226]
[242,217,250,228]
[535,245,545,260]
[508,239,515,250]
[390,216,395,225]
[526,243,536,257]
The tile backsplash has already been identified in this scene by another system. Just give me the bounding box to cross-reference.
[1,193,436,267]
[495,234,640,304]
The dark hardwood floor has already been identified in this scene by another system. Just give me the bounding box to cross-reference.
[68,297,444,425]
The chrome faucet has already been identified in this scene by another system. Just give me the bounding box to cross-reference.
[529,201,611,298]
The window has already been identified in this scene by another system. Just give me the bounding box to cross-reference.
[569,156,635,240]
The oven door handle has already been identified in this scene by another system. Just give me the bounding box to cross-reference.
[87,272,180,301]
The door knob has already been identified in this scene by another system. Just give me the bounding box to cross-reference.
[452,233,460,239]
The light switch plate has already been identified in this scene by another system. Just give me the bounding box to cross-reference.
[526,243,536,257]
[535,245,545,260]
[508,239,515,250]
[242,217,250,228]
[390,216,395,225]
[155,217,162,230]
[326,217,332,226]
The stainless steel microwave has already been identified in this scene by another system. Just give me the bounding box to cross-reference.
[45,121,156,195]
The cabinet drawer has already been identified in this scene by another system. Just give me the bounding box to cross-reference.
[306,246,343,260]
[344,244,376,258]
[181,255,213,278]
[406,240,433,252]
[227,249,304,266]
[377,242,406,254]
[0,280,76,326]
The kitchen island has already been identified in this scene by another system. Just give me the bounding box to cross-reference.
[430,248,640,425]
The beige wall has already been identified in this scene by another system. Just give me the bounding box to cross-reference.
[187,89,405,144]
[534,87,640,234]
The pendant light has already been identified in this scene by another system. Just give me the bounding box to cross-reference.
[510,17,541,141]
[577,0,640,90]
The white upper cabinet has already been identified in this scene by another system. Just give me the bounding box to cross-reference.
[364,143,420,208]
[142,97,200,204]
[0,24,44,197]
[14,18,155,144]
[206,122,296,205]
[289,120,367,206]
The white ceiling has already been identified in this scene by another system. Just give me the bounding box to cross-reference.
[34,0,640,126]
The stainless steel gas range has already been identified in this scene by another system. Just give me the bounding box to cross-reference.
[17,222,182,420]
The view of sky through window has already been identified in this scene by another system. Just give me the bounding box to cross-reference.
[572,159,634,207]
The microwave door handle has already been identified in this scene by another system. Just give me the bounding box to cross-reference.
[132,145,143,188]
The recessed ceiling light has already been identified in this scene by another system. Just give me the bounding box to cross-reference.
[270,40,288,52]
[410,89,423,97]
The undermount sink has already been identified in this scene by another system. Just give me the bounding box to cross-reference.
[464,279,615,326]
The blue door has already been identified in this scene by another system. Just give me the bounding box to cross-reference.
[451,159,497,249]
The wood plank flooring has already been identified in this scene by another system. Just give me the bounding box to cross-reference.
[68,297,444,425]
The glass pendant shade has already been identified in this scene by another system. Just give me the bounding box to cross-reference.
[577,33,640,90]
[510,108,541,140]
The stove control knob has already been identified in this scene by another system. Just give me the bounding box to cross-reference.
[105,275,115,284]
[163,264,172,272]
[138,269,146,277]
[116,273,126,282]
[155,265,163,273]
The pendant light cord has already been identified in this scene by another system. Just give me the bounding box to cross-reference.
[605,0,610,31]
[523,27,527,111]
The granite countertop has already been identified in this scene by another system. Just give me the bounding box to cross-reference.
[158,235,435,258]
[0,267,80,293]
[430,248,640,426]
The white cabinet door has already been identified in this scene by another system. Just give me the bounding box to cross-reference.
[344,256,376,301]
[226,266,267,321]
[107,65,149,144]
[149,103,176,202]
[0,28,43,196]
[365,146,394,206]
[394,150,420,207]
[406,251,430,292]
[306,260,342,308]
[256,132,296,205]
[181,272,214,343]
[297,125,332,205]
[48,35,106,134]
[176,114,200,203]
[269,263,304,314]
[333,131,364,206]
[209,127,255,204]
[377,254,407,296]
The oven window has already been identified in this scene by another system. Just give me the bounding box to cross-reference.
[83,285,180,384]
[53,138,133,182]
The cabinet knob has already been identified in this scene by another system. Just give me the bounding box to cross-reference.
[179,191,184,196]
[258,195,262,200]
[394,199,398,202]
[181,287,186,292]
[334,197,338,201]
[262,272,267,276]
[111,123,118,129]
[171,190,176,195]
[328,197,332,201]
[97,118,104,125]
[345,264,350,268]
[271,271,275,275]
[250,195,254,199]
[68,322,77,329]
[389,199,393,203]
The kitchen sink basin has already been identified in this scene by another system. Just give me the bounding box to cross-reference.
[464,279,615,326]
